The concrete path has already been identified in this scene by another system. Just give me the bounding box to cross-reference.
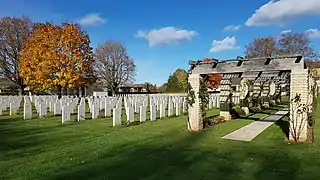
[222,109,288,142]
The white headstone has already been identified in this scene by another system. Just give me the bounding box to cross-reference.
[126,107,134,123]
[139,106,146,122]
[113,108,121,126]
[150,105,156,121]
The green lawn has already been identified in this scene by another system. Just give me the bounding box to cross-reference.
[1,99,320,180]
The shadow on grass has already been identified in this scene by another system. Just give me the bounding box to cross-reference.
[239,116,261,121]
[0,116,57,152]
[48,129,304,180]
[275,116,290,139]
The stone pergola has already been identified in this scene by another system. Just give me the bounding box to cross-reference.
[187,54,315,141]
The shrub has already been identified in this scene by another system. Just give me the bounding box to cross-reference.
[212,116,226,124]
[249,105,261,113]
[203,118,214,127]
[230,105,246,118]
[203,116,226,127]
[276,99,281,104]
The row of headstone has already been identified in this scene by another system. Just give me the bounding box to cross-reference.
[2,93,220,128]
[9,98,22,115]
[0,96,22,115]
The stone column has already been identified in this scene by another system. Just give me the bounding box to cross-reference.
[252,81,262,106]
[261,81,270,106]
[269,82,276,104]
[219,74,232,121]
[239,79,249,115]
[187,74,203,131]
[289,69,308,142]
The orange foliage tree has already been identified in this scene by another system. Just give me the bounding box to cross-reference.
[202,58,222,90]
[20,22,94,92]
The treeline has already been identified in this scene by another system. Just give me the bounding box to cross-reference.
[0,16,136,96]
[159,67,222,93]
[159,31,319,93]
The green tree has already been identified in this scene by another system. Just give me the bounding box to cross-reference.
[166,74,184,93]
[158,83,167,93]
[172,68,188,91]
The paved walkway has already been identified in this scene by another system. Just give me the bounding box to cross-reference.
[222,109,288,142]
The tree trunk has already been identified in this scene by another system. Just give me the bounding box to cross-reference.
[19,85,25,96]
[112,86,118,96]
[57,85,62,99]
[75,87,80,97]
[62,87,67,96]
[307,125,314,143]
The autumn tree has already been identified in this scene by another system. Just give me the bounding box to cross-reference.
[93,40,136,94]
[245,32,319,59]
[202,58,222,90]
[0,16,33,95]
[20,22,94,94]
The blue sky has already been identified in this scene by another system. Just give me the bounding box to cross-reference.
[1,0,320,86]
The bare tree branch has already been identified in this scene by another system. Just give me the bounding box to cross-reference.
[245,32,319,60]
[0,16,33,95]
[93,40,136,94]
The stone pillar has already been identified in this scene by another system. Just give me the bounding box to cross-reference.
[289,69,308,142]
[239,79,249,115]
[219,74,232,121]
[187,74,203,131]
[261,81,270,106]
[252,81,262,106]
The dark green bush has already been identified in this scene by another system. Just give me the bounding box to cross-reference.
[230,105,246,118]
[249,105,261,113]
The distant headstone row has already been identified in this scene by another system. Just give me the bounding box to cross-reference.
[0,94,220,127]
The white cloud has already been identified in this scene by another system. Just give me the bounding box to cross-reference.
[223,25,241,31]
[281,29,292,34]
[78,13,106,26]
[209,36,239,53]
[305,29,320,39]
[136,27,197,46]
[245,0,320,26]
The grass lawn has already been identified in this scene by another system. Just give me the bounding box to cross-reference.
[1,98,320,180]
